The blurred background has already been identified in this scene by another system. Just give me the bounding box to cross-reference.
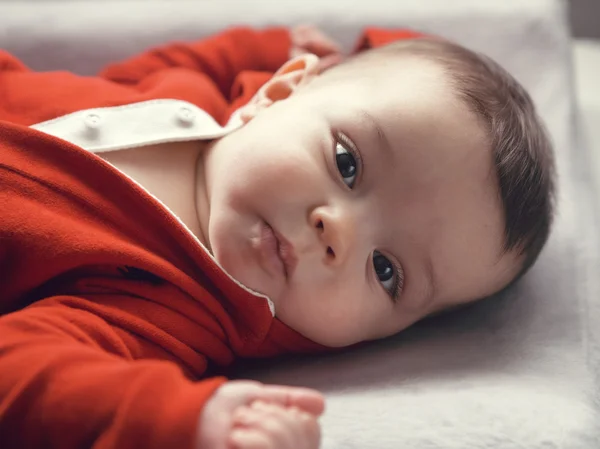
[570,0,600,38]
[570,0,600,189]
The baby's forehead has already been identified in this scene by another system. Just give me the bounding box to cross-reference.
[324,47,447,82]
[316,55,461,117]
[313,58,489,162]
[309,49,491,167]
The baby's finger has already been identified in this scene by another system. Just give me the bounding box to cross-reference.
[252,385,325,416]
[234,402,293,437]
[231,405,260,427]
[229,428,272,449]
[302,39,341,58]
[298,29,341,55]
[317,54,344,73]
[252,402,319,431]
[249,402,320,449]
[292,25,341,57]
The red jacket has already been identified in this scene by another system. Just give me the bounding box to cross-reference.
[0,26,421,449]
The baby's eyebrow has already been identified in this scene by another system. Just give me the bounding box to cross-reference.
[358,109,391,157]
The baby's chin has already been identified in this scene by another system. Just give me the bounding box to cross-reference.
[209,232,278,300]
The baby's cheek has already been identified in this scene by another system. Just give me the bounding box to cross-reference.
[282,278,376,346]
[246,153,321,200]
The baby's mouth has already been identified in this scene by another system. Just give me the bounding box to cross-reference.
[264,222,298,280]
[273,227,298,279]
[252,221,294,281]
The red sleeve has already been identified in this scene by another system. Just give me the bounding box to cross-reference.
[353,27,427,52]
[0,50,31,72]
[99,27,292,99]
[0,296,226,449]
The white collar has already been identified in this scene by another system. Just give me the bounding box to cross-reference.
[31,99,244,153]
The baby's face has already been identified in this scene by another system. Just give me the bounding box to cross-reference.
[203,57,521,347]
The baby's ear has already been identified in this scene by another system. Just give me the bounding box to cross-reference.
[239,54,320,123]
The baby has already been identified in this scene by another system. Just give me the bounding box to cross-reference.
[0,25,554,449]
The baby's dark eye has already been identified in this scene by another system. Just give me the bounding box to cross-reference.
[373,251,401,299]
[335,142,358,188]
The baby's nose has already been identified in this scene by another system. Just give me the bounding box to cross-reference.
[310,207,352,266]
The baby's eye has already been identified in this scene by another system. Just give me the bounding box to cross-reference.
[335,140,358,189]
[373,251,403,300]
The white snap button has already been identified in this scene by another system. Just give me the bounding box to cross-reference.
[176,106,195,126]
[84,113,102,129]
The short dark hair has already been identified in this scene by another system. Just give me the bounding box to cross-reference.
[328,37,556,281]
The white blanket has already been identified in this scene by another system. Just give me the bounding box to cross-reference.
[2,0,598,447]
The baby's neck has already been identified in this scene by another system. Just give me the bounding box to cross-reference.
[98,140,210,246]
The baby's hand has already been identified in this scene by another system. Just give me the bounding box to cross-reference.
[196,380,324,449]
[229,400,320,449]
[290,24,343,72]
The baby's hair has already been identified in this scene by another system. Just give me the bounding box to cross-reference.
[327,37,556,282]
